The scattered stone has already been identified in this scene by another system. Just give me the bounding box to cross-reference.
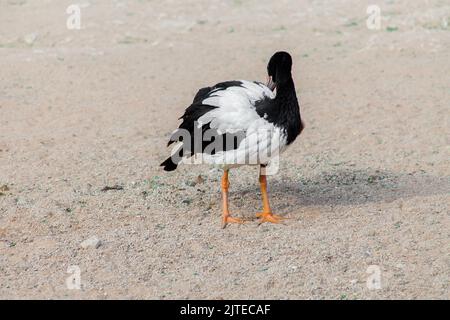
[101,185,124,192]
[80,236,102,249]
[396,263,405,269]
[196,175,205,185]
[24,33,38,45]
[0,185,9,192]
[182,198,192,205]
[186,175,206,187]
[205,200,216,211]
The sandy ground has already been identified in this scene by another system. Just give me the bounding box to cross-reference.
[0,0,449,300]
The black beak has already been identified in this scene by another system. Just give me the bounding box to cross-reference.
[266,76,276,91]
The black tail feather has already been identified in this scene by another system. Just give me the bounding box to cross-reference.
[160,157,178,172]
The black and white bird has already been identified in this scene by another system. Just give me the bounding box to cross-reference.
[161,51,304,227]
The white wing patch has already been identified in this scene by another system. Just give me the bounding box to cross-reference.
[198,80,274,133]
[194,80,287,166]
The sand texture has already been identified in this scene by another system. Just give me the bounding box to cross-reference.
[0,0,449,299]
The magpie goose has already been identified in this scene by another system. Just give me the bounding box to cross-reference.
[161,51,304,227]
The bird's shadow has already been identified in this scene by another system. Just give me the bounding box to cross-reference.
[230,168,449,215]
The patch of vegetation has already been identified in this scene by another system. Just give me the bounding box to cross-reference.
[386,26,399,32]
[147,176,163,190]
[344,21,358,27]
[273,25,287,32]
[117,36,148,45]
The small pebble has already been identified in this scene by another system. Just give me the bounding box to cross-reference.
[80,236,102,249]
[24,33,38,45]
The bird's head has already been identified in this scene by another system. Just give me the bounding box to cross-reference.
[266,51,293,91]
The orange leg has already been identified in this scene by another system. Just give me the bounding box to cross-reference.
[221,169,244,228]
[256,167,285,224]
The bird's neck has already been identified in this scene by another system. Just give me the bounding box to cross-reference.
[275,77,298,111]
[275,77,303,144]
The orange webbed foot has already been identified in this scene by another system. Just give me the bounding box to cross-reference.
[256,212,285,224]
[222,215,245,228]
